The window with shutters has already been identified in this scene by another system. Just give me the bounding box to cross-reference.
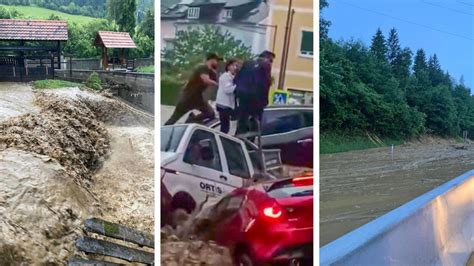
[224,9,233,19]
[188,7,200,19]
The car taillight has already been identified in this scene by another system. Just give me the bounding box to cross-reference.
[292,175,313,186]
[263,204,283,219]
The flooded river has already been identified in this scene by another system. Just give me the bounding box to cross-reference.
[0,82,39,122]
[0,83,153,264]
[320,138,474,245]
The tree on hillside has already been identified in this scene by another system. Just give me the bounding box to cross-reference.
[421,85,458,136]
[428,54,444,86]
[107,0,136,35]
[47,14,61,21]
[130,32,154,58]
[452,81,474,135]
[413,49,428,78]
[320,0,331,42]
[0,6,22,18]
[63,20,117,58]
[370,28,388,62]
[392,47,412,90]
[137,0,153,24]
[387,28,401,66]
[138,8,154,40]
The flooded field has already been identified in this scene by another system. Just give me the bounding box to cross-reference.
[0,83,153,264]
[320,138,474,245]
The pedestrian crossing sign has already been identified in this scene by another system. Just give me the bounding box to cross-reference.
[270,90,289,105]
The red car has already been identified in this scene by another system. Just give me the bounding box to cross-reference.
[209,174,313,265]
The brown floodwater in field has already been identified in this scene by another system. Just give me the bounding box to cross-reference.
[320,138,474,246]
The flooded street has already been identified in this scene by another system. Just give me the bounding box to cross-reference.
[320,138,474,245]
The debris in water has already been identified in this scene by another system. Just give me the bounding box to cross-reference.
[161,227,233,266]
[0,149,93,264]
[0,85,154,264]
[0,93,110,187]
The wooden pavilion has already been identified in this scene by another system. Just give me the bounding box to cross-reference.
[0,19,68,81]
[93,31,136,70]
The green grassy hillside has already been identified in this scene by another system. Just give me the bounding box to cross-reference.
[0,4,102,24]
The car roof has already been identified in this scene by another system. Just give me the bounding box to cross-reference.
[265,104,313,110]
[162,123,245,143]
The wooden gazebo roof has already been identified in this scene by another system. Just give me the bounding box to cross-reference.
[94,31,136,49]
[0,19,68,41]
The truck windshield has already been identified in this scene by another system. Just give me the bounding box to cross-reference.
[161,126,187,152]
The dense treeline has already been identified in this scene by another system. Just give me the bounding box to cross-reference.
[320,0,474,139]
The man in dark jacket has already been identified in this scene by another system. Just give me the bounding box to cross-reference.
[234,51,275,136]
[164,53,222,125]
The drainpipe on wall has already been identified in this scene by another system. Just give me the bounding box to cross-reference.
[277,0,293,90]
[280,9,295,90]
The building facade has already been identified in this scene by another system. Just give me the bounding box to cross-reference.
[161,0,270,55]
[266,0,313,105]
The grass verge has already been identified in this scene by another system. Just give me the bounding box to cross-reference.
[0,4,100,24]
[33,79,82,90]
[136,65,154,73]
[321,133,404,154]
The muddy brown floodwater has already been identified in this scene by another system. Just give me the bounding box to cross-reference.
[0,83,153,264]
[320,137,474,246]
[0,82,39,122]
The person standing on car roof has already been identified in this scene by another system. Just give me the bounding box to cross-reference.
[164,53,222,125]
[234,50,275,137]
[216,58,240,134]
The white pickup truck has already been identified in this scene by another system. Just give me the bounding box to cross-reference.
[161,124,281,214]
